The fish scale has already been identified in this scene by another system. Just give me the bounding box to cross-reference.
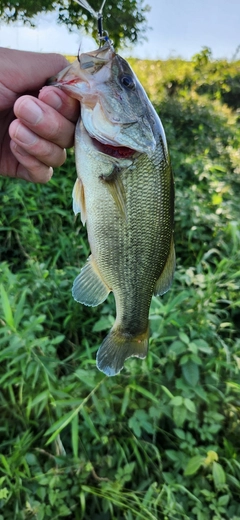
[75,120,173,340]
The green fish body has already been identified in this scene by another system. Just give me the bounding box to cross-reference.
[50,42,175,376]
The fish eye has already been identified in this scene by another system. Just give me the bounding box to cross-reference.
[120,74,135,90]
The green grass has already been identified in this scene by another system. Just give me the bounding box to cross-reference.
[0,49,240,519]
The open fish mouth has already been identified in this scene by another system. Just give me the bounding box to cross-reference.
[90,137,137,159]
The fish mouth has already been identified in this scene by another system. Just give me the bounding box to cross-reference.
[91,137,137,159]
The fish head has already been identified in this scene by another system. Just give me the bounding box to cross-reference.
[48,41,156,155]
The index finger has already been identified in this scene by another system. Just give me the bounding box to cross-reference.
[13,92,79,149]
[39,86,79,123]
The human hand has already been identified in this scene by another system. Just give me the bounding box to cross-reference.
[0,48,79,183]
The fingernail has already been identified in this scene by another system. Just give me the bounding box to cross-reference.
[17,99,43,125]
[14,124,38,145]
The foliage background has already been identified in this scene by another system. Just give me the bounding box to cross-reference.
[0,0,150,50]
[0,48,240,519]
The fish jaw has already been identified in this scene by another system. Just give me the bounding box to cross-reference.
[47,59,95,100]
[81,104,156,153]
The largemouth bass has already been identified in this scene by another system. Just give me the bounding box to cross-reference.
[50,41,175,376]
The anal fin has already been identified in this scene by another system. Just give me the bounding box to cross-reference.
[72,177,87,225]
[154,237,175,296]
[72,255,110,306]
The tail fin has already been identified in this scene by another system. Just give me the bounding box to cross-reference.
[96,327,149,376]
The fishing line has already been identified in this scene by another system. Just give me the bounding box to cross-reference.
[74,0,109,41]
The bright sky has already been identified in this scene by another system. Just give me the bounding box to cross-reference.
[1,0,240,60]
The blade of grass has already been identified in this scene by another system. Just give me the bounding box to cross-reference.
[0,284,15,329]
[45,377,105,444]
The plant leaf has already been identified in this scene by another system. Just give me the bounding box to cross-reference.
[212,462,226,489]
[182,360,199,386]
[184,455,204,476]
[0,284,14,329]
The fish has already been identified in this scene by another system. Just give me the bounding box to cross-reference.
[49,39,175,376]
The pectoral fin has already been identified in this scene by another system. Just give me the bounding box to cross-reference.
[72,255,110,306]
[72,178,87,224]
[154,237,175,296]
[100,167,127,219]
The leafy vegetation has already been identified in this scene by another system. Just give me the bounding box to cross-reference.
[0,0,150,49]
[0,49,240,519]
